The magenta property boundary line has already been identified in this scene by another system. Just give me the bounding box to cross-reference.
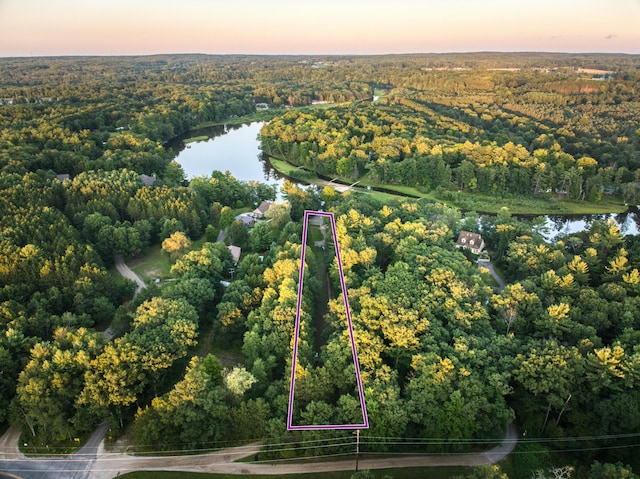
[287,210,369,431]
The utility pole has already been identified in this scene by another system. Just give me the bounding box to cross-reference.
[354,429,360,472]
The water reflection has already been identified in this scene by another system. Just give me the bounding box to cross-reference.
[542,209,639,240]
[172,122,284,188]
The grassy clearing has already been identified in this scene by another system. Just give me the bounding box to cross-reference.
[120,465,477,479]
[268,157,309,177]
[194,322,244,366]
[308,226,323,244]
[442,191,627,215]
[127,223,231,285]
[373,88,388,101]
[357,177,424,199]
[358,175,626,215]
[184,135,209,143]
[19,430,88,456]
[310,244,330,353]
[195,109,285,129]
[129,244,173,282]
[209,345,244,368]
[350,188,402,204]
[189,235,211,251]
[194,102,353,130]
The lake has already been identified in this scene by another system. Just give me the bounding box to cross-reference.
[172,122,285,190]
[172,122,638,238]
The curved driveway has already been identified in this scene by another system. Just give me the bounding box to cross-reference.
[479,260,506,291]
[114,255,146,297]
[105,255,148,339]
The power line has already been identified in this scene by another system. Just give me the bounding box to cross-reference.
[5,429,640,460]
[4,444,640,476]
[363,431,640,445]
[0,441,354,462]
[111,433,352,452]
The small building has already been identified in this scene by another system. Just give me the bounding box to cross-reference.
[235,213,255,227]
[55,174,70,183]
[228,245,241,264]
[456,231,485,255]
[253,200,274,219]
[255,103,269,111]
[140,174,156,187]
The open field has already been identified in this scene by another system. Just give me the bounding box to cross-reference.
[195,109,286,129]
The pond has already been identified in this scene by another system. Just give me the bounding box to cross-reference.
[172,122,639,238]
[171,122,285,189]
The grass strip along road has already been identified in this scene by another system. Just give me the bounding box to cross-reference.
[1,424,517,479]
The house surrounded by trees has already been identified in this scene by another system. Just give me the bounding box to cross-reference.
[456,231,485,255]
[253,200,274,219]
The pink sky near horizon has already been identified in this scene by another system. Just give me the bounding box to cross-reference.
[0,0,638,56]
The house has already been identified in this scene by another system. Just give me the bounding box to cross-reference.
[253,201,274,219]
[55,174,70,182]
[456,231,485,255]
[140,174,156,187]
[228,245,241,264]
[235,214,255,227]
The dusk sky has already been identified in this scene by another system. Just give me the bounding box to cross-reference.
[0,0,638,56]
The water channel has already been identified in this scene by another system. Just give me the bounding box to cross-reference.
[172,122,639,239]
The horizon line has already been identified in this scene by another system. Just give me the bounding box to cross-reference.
[1,50,639,60]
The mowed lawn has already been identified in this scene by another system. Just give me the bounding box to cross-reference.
[128,244,173,283]
[120,465,476,479]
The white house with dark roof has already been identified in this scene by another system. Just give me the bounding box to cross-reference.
[456,231,485,255]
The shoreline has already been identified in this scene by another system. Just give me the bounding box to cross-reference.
[174,118,628,217]
[265,154,628,216]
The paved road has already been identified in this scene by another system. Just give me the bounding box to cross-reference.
[92,424,518,478]
[0,424,109,479]
[105,255,148,339]
[114,255,146,297]
[480,260,506,292]
[2,424,517,478]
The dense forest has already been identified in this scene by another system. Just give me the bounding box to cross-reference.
[261,60,640,210]
[0,53,640,479]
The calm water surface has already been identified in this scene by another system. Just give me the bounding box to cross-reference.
[541,211,639,240]
[173,122,284,189]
